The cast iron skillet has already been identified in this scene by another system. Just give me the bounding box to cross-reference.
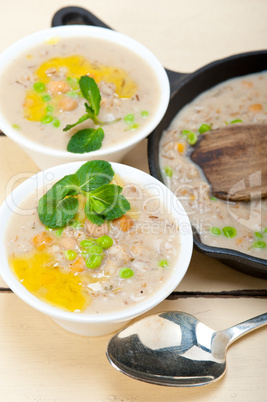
[52,7,267,278]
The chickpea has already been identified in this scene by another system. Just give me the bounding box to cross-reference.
[47,80,70,95]
[59,96,78,111]
[59,237,77,250]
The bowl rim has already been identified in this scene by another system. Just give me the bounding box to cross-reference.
[0,161,193,324]
[0,25,170,159]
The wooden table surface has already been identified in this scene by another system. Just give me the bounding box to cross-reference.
[0,1,267,401]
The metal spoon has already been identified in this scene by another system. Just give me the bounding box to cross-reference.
[106,311,267,387]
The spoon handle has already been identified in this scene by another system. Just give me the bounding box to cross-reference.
[223,312,267,346]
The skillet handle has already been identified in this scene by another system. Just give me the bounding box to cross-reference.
[51,6,112,29]
[51,7,187,96]
[165,68,188,95]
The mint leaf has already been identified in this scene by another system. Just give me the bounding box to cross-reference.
[39,174,80,205]
[84,184,131,224]
[67,128,104,154]
[37,174,80,228]
[38,194,79,228]
[37,161,130,228]
[79,76,101,116]
[89,184,123,207]
[63,114,91,132]
[84,198,105,226]
[84,103,95,119]
[105,194,131,220]
[76,160,114,192]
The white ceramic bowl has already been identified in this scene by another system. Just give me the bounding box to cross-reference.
[0,161,192,336]
[0,25,170,170]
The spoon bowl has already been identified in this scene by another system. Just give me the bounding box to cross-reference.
[106,311,267,386]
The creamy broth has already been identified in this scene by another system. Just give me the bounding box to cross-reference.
[6,181,180,314]
[159,71,267,258]
[0,37,160,151]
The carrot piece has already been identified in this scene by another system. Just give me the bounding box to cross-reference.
[248,103,263,113]
[242,80,253,88]
[70,257,86,273]
[32,232,54,251]
[114,215,134,232]
[177,142,185,154]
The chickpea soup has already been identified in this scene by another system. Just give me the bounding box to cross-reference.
[159,71,267,258]
[0,36,160,152]
[6,161,180,314]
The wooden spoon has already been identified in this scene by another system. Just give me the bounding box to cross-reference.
[190,124,267,201]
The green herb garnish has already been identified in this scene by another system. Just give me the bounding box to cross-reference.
[63,76,120,154]
[67,127,104,153]
[37,160,130,229]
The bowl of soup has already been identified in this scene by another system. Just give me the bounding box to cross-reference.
[0,25,170,170]
[0,160,192,336]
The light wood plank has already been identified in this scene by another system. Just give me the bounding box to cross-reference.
[0,294,266,401]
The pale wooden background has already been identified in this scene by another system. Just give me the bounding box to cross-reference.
[0,1,267,401]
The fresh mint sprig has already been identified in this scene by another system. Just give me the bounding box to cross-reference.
[37,160,130,228]
[63,76,121,154]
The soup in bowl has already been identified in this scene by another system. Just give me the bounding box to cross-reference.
[0,161,192,336]
[0,25,170,169]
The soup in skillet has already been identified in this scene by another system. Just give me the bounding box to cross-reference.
[159,71,267,258]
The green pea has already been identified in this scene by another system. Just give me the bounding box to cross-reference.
[41,115,53,124]
[46,105,54,114]
[159,259,168,268]
[88,244,103,255]
[141,110,149,118]
[230,119,243,124]
[119,267,134,279]
[211,227,221,235]
[12,124,20,130]
[65,250,77,261]
[181,129,191,137]
[33,82,46,93]
[124,114,135,124]
[55,228,64,237]
[53,119,60,128]
[80,239,96,249]
[164,166,173,177]
[128,123,140,130]
[210,196,217,201]
[96,235,113,249]
[255,231,263,239]
[222,226,237,238]
[199,123,211,134]
[253,241,266,249]
[42,94,51,102]
[187,131,198,145]
[86,254,103,269]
